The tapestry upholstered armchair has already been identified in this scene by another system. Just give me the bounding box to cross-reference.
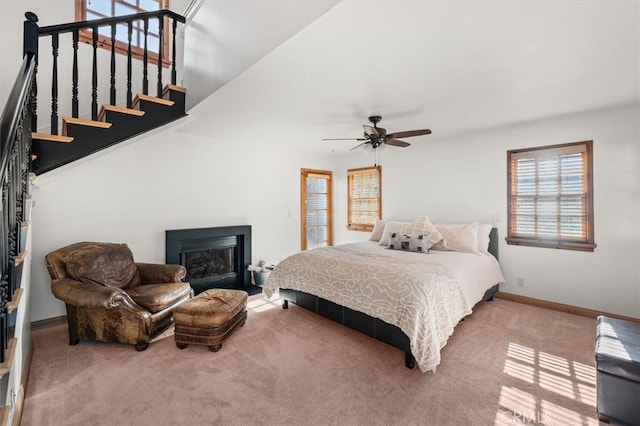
[45,242,193,351]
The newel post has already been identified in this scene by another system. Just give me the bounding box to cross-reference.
[23,12,39,58]
[23,12,39,132]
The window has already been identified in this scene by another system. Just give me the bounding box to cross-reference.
[506,141,596,252]
[75,0,170,67]
[301,169,332,250]
[347,166,381,232]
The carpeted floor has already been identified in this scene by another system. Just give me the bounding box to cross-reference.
[21,295,600,425]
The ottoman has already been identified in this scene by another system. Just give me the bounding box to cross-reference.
[174,289,247,352]
[595,316,640,425]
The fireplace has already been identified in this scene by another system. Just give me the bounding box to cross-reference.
[166,226,251,293]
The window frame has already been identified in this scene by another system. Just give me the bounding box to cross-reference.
[300,168,333,251]
[347,165,382,232]
[506,140,596,252]
[75,0,170,68]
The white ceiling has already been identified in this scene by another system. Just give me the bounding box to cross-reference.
[185,0,640,152]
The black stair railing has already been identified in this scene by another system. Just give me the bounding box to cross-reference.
[0,16,38,363]
[32,9,186,128]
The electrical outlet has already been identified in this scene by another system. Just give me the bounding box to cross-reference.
[517,277,525,287]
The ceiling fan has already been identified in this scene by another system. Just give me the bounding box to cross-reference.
[322,115,431,151]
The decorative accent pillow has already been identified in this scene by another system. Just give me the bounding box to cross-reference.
[369,219,386,242]
[378,221,412,246]
[387,232,430,253]
[432,222,480,254]
[403,216,444,249]
[477,223,493,254]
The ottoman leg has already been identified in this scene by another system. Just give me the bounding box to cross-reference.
[176,342,188,350]
[209,344,222,352]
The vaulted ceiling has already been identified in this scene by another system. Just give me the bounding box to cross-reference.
[183,1,640,152]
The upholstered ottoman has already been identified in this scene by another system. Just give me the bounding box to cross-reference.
[595,316,640,425]
[174,289,247,352]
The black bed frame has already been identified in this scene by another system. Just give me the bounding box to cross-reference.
[279,228,500,370]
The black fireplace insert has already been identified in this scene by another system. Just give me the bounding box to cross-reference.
[166,226,251,293]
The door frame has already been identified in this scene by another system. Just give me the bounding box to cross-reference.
[300,168,333,250]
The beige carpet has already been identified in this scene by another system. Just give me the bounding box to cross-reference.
[22,295,600,426]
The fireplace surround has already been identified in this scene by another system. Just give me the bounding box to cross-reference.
[166,226,251,293]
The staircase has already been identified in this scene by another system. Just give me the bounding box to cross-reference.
[26,9,187,176]
[31,83,186,175]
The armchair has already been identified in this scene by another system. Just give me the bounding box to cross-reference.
[45,242,193,351]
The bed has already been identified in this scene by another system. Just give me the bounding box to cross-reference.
[262,227,504,373]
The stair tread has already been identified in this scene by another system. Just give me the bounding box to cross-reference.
[32,132,74,143]
[162,84,187,95]
[132,94,175,109]
[98,104,146,122]
[62,117,112,136]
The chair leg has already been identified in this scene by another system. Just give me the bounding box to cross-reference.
[69,338,79,346]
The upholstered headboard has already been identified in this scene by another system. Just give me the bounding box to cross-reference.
[488,228,499,260]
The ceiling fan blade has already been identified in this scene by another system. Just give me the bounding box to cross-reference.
[322,138,367,141]
[384,139,411,148]
[363,125,379,137]
[387,129,431,139]
[350,142,368,151]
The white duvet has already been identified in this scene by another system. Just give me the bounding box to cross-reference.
[263,242,505,372]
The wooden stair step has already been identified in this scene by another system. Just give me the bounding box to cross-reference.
[131,93,175,109]
[0,338,17,378]
[31,132,74,143]
[162,84,187,96]
[62,117,112,136]
[14,251,27,268]
[98,104,146,122]
[7,288,23,315]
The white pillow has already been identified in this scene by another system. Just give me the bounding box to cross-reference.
[432,222,480,254]
[378,221,412,246]
[477,223,493,254]
[369,219,386,242]
[402,216,444,249]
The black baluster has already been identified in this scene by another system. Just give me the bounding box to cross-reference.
[72,29,79,118]
[51,33,59,134]
[157,16,164,97]
[110,23,116,106]
[0,179,7,362]
[171,18,177,85]
[31,63,38,132]
[91,27,98,120]
[143,18,149,95]
[127,21,133,108]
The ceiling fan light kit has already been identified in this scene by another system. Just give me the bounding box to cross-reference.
[322,115,431,164]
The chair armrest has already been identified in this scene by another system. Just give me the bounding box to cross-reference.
[51,278,145,312]
[136,263,186,284]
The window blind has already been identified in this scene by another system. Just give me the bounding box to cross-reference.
[507,141,595,251]
[347,166,381,231]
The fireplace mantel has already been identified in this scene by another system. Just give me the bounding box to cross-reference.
[166,226,252,293]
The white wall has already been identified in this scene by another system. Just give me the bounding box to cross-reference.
[30,87,335,321]
[333,103,640,317]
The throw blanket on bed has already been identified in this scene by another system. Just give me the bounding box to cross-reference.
[263,245,472,372]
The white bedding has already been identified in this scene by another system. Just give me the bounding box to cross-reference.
[263,241,505,372]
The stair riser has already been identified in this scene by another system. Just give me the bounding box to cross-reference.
[32,88,187,174]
